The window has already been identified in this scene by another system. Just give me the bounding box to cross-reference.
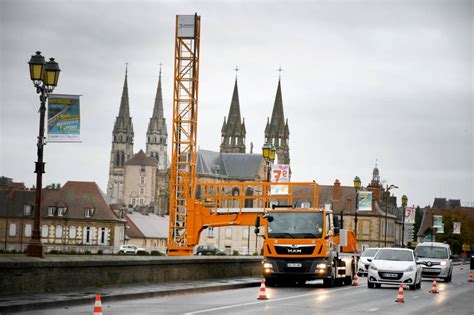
[141,166,146,172]
[41,225,48,238]
[140,177,145,185]
[362,221,370,235]
[24,204,33,216]
[47,206,56,216]
[55,225,63,238]
[207,227,214,237]
[9,223,16,236]
[99,227,107,245]
[57,207,67,217]
[84,227,91,244]
[140,188,145,195]
[225,228,232,239]
[69,226,76,239]
[25,224,32,237]
[84,208,94,218]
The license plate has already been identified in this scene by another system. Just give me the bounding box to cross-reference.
[287,263,302,267]
[383,273,398,278]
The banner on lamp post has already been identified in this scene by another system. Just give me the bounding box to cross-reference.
[270,164,290,195]
[405,207,416,224]
[357,191,372,211]
[453,222,461,234]
[47,94,81,142]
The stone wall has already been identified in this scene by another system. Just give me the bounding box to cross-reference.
[0,256,262,295]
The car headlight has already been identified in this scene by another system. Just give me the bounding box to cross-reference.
[316,263,327,269]
[369,264,378,271]
[263,262,273,269]
[440,261,447,266]
[405,265,414,272]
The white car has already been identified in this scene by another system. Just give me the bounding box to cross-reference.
[119,244,147,254]
[367,248,422,290]
[357,248,380,277]
[415,242,453,282]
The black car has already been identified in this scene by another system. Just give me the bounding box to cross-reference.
[195,245,224,255]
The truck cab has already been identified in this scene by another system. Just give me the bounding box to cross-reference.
[258,206,357,287]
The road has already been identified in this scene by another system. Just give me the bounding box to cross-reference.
[20,266,473,314]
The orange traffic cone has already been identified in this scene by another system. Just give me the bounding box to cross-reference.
[430,278,439,293]
[257,279,268,300]
[395,283,405,303]
[93,294,103,315]
[353,273,359,286]
[468,271,474,283]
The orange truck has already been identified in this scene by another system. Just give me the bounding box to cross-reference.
[256,205,358,287]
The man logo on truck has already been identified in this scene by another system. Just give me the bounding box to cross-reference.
[288,248,302,254]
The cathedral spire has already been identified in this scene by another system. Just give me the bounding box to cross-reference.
[118,64,130,118]
[220,77,246,153]
[269,79,285,134]
[152,66,164,119]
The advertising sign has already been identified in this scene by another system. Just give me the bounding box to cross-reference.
[47,94,81,142]
[405,207,416,224]
[177,15,195,38]
[270,164,290,195]
[453,222,461,234]
[357,191,372,211]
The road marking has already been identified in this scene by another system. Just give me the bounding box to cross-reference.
[413,295,419,299]
[185,284,367,314]
[369,308,379,312]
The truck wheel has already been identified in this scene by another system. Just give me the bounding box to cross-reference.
[323,277,335,288]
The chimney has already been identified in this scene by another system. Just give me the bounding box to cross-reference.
[333,179,341,200]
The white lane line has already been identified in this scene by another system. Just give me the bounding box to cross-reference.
[184,284,367,314]
[369,308,379,312]
[413,295,419,299]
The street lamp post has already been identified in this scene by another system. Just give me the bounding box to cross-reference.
[353,176,361,241]
[26,51,61,258]
[401,195,408,248]
[384,184,398,247]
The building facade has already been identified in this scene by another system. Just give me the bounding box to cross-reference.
[0,181,125,253]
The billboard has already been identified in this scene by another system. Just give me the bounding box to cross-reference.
[405,207,416,224]
[47,94,81,142]
[433,215,443,234]
[357,191,372,211]
[270,164,290,195]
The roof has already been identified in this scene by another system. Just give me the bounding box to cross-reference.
[196,149,263,179]
[125,149,158,166]
[125,212,169,239]
[432,198,461,209]
[0,181,122,222]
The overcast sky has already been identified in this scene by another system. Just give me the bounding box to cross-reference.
[0,0,472,207]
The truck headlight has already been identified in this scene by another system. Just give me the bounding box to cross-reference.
[263,263,273,269]
[440,261,447,266]
[316,263,327,269]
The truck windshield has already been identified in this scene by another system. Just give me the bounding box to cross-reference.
[415,246,449,259]
[267,212,323,239]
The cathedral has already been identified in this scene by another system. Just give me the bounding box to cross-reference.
[106,67,290,217]
[107,67,169,213]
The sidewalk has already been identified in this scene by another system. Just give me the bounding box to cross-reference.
[0,277,261,313]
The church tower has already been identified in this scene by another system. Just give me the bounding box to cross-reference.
[146,68,168,170]
[220,78,246,153]
[264,79,290,164]
[146,67,169,214]
[107,67,134,202]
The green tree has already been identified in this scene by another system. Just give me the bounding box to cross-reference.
[413,206,423,238]
[0,176,13,188]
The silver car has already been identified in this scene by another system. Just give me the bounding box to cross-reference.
[414,242,453,282]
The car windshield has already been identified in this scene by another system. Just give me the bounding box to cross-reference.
[415,246,449,259]
[362,249,379,257]
[267,212,323,239]
[375,249,413,262]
